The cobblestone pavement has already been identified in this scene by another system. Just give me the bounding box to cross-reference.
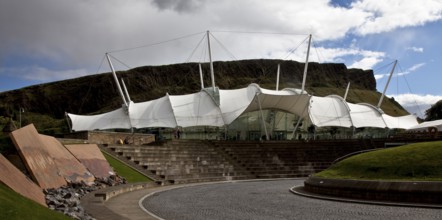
[141,179,442,220]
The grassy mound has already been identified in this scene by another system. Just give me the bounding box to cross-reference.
[103,152,152,183]
[315,141,442,181]
[0,184,70,220]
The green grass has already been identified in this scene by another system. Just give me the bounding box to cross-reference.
[316,141,442,181]
[102,151,152,183]
[0,184,70,220]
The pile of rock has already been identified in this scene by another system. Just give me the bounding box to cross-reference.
[44,175,126,220]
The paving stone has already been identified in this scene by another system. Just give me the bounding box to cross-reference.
[141,179,442,220]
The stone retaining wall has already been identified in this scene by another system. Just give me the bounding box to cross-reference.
[64,131,155,145]
[94,182,154,201]
[304,176,442,204]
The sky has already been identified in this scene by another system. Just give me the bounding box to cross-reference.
[1,0,442,118]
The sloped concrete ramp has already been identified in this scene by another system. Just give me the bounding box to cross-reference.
[9,124,67,189]
[40,134,95,184]
[0,153,47,207]
[65,144,113,178]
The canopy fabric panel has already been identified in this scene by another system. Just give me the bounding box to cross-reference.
[219,86,257,124]
[309,96,352,127]
[169,91,225,127]
[406,118,442,131]
[270,95,311,118]
[348,103,386,128]
[129,97,177,128]
[242,84,311,118]
[383,114,419,129]
[68,107,131,131]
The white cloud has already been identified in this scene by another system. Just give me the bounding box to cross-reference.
[389,93,442,117]
[375,62,425,80]
[307,46,385,70]
[349,56,384,70]
[406,47,424,53]
[374,74,387,80]
[408,63,426,72]
[352,0,442,35]
[396,62,425,76]
[392,93,442,107]
[150,0,206,13]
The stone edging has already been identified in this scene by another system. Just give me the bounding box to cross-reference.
[93,182,154,201]
[303,176,442,205]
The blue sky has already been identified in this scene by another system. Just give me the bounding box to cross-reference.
[1,0,442,118]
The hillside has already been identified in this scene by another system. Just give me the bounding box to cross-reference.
[0,59,408,134]
[315,141,442,180]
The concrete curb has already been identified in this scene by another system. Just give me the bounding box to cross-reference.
[298,176,442,208]
[290,185,442,209]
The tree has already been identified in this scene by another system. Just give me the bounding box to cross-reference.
[425,100,442,121]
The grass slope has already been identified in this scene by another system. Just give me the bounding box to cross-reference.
[0,184,70,220]
[103,152,152,183]
[316,141,442,181]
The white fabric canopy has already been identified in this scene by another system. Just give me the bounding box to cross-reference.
[169,91,225,127]
[67,84,419,131]
[68,106,131,131]
[129,96,176,128]
[219,86,257,124]
[407,119,442,131]
[309,95,352,128]
[347,102,386,128]
[383,114,420,129]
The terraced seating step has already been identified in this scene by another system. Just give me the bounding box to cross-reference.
[172,176,233,184]
[103,139,378,185]
[146,166,235,173]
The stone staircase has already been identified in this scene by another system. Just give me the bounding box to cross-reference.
[212,139,381,179]
[213,142,325,179]
[103,140,254,185]
[100,145,165,184]
[103,139,381,185]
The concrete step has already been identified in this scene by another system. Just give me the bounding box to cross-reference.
[164,172,242,180]
[104,140,369,186]
[172,176,232,184]
[154,168,243,176]
[112,148,217,154]
[256,173,309,179]
[131,158,231,165]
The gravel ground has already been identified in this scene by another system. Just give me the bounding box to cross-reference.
[142,179,442,220]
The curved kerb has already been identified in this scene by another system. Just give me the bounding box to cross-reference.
[292,176,442,209]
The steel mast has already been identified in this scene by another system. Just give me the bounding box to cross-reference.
[207,30,215,88]
[301,34,312,93]
[377,60,398,108]
[106,53,128,108]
